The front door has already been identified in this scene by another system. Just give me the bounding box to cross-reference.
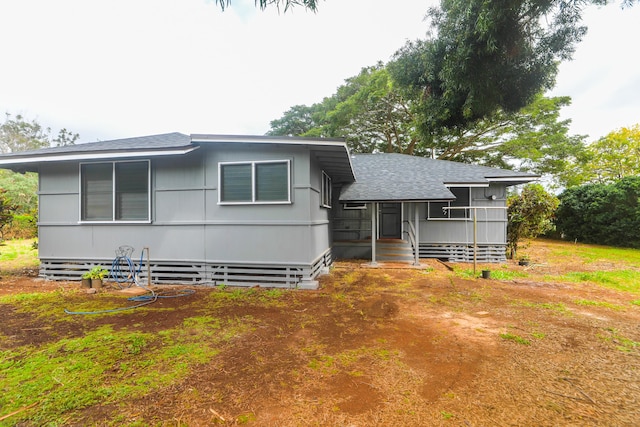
[379,203,402,239]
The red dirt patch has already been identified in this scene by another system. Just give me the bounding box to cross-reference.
[1,239,639,425]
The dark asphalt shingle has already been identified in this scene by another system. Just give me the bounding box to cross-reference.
[339,153,537,202]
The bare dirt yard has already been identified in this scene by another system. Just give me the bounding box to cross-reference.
[1,239,639,426]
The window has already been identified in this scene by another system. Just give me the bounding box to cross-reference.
[219,160,290,204]
[427,187,470,219]
[321,171,332,208]
[81,161,150,222]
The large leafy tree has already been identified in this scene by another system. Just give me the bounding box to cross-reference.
[431,94,586,181]
[559,124,640,187]
[268,67,585,178]
[389,0,637,140]
[269,65,422,155]
[0,113,78,153]
[0,114,80,236]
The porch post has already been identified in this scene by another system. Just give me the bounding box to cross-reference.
[414,203,420,266]
[370,202,378,266]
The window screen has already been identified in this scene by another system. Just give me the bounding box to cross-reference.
[219,160,290,204]
[220,163,252,202]
[81,161,149,221]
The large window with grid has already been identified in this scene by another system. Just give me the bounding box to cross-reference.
[80,161,150,222]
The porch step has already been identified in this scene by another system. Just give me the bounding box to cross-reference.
[375,239,415,262]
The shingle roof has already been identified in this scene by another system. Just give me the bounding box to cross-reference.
[0,132,192,158]
[339,153,538,202]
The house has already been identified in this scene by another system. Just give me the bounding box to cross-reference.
[0,133,537,289]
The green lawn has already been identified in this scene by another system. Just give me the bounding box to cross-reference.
[0,238,38,271]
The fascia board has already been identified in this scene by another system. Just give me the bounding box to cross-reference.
[0,146,199,166]
[190,134,347,148]
[486,176,539,182]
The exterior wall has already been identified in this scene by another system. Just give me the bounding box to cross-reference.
[414,185,507,245]
[37,144,334,285]
[332,184,509,261]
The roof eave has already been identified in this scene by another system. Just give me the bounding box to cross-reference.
[190,134,346,146]
[0,146,200,168]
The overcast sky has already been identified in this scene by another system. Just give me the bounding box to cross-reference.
[1,0,638,144]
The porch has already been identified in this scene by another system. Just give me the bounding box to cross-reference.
[332,201,508,265]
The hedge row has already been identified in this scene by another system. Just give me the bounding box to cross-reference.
[555,176,640,248]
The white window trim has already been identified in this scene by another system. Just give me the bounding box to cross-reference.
[218,159,292,205]
[79,160,151,224]
[320,170,332,208]
[343,202,367,210]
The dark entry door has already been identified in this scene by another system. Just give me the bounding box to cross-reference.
[379,203,402,239]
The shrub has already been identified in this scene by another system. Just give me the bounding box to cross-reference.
[5,213,37,239]
[555,176,640,248]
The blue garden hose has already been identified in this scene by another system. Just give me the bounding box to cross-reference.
[64,288,195,315]
[110,246,145,288]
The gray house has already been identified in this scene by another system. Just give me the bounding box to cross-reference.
[0,133,537,289]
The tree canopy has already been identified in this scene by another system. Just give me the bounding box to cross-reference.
[269,64,421,155]
[0,113,80,238]
[389,0,638,139]
[0,113,79,154]
[555,176,640,247]
[558,124,640,187]
[268,65,585,179]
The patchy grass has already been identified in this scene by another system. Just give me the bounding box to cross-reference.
[0,311,254,425]
[560,270,640,293]
[511,299,569,315]
[0,238,38,270]
[574,299,625,311]
[599,328,640,353]
[454,267,528,281]
[552,243,640,267]
[499,332,531,345]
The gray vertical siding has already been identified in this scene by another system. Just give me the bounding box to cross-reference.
[37,144,333,268]
[331,184,509,246]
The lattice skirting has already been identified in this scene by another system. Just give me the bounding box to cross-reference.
[39,249,333,289]
[418,244,506,263]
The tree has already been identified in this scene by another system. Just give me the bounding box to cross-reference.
[507,184,559,259]
[268,65,585,179]
[555,177,640,248]
[0,113,51,153]
[424,94,586,181]
[0,113,78,154]
[0,113,79,238]
[269,65,423,155]
[558,124,640,187]
[0,189,17,241]
[389,0,637,140]
[53,128,79,147]
[214,0,320,12]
